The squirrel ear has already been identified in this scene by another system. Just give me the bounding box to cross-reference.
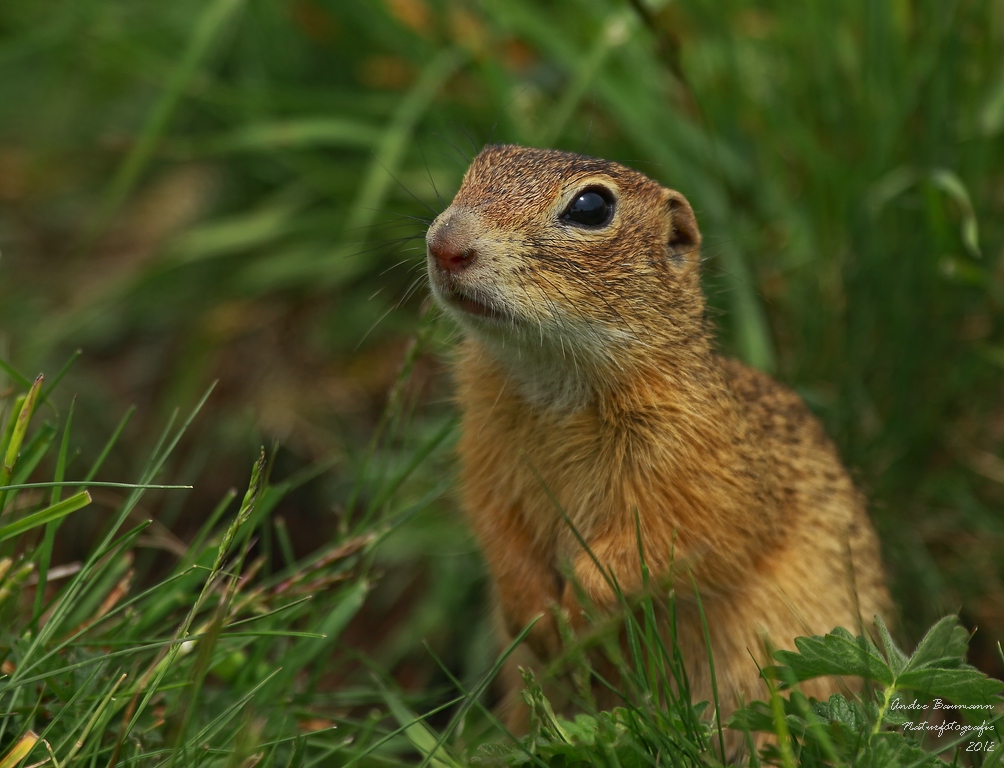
[665,190,700,260]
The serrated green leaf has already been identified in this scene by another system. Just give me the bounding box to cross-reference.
[875,615,909,675]
[903,615,970,672]
[857,731,942,768]
[896,668,1004,706]
[880,696,911,728]
[471,742,530,767]
[770,626,894,685]
[728,700,777,733]
[888,615,1004,706]
[818,693,869,732]
[562,713,601,745]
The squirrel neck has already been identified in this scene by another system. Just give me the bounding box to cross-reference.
[456,318,721,414]
[454,323,759,470]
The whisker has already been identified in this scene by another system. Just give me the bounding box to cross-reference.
[418,143,446,210]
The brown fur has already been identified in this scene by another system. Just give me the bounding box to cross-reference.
[425,144,891,752]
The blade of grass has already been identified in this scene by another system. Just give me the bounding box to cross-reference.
[316,48,467,286]
[179,487,237,569]
[538,10,634,146]
[39,348,81,406]
[689,572,725,760]
[381,686,463,768]
[368,415,454,511]
[0,373,42,511]
[0,731,39,768]
[61,673,127,765]
[0,394,25,465]
[413,620,544,768]
[118,454,262,742]
[0,491,91,544]
[185,117,381,155]
[1,481,191,492]
[15,384,215,674]
[47,401,73,509]
[169,452,268,767]
[85,0,246,248]
[0,360,31,392]
[266,578,369,695]
[6,422,56,489]
[161,667,283,768]
[342,695,466,768]
[77,406,136,488]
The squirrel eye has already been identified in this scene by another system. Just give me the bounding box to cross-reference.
[561,188,614,228]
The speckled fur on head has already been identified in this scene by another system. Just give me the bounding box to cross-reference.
[426,145,705,407]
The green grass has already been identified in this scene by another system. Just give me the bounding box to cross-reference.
[2,367,999,765]
[0,356,458,765]
[1,0,1003,765]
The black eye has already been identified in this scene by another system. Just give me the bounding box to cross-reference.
[561,188,614,227]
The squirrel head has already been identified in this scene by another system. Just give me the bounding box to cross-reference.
[426,144,706,395]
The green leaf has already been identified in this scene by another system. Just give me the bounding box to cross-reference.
[895,616,1004,705]
[895,667,1004,706]
[471,742,529,767]
[903,615,969,671]
[816,693,869,733]
[521,666,570,744]
[728,700,779,734]
[875,615,909,676]
[857,731,942,768]
[769,626,894,686]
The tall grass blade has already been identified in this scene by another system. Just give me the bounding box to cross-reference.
[87,0,246,245]
[0,490,91,544]
[0,374,42,511]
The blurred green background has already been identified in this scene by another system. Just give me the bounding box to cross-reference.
[1,0,1003,715]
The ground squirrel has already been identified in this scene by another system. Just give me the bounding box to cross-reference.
[425,144,892,745]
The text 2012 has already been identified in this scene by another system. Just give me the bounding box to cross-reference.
[967,742,996,752]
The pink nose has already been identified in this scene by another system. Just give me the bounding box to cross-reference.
[428,232,476,274]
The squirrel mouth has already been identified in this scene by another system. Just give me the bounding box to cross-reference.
[443,288,508,321]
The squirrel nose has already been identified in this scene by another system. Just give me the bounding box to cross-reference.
[429,235,477,274]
